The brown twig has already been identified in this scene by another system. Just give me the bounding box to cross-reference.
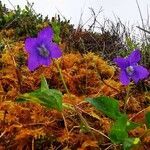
[136,26,150,34]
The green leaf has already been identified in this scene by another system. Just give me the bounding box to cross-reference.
[126,121,140,131]
[16,96,30,102]
[123,137,140,150]
[125,37,138,52]
[54,35,61,44]
[51,20,61,44]
[40,75,49,91]
[86,96,122,120]
[145,111,150,129]
[16,77,63,111]
[30,88,63,111]
[109,114,128,144]
[16,93,44,103]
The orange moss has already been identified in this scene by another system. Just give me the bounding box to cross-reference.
[0,33,149,149]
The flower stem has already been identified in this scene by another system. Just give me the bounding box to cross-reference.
[54,59,108,140]
[124,84,131,112]
[54,59,70,95]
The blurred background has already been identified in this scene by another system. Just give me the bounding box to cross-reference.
[2,0,150,29]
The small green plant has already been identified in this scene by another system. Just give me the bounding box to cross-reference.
[145,111,150,129]
[0,1,47,37]
[0,41,4,53]
[0,1,8,29]
[86,96,140,150]
[17,76,63,111]
[51,17,61,44]
[84,49,149,149]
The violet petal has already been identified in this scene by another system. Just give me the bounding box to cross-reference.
[38,27,54,41]
[28,54,39,71]
[113,57,129,69]
[25,38,37,54]
[119,70,130,85]
[133,65,149,80]
[49,43,62,58]
[39,56,51,66]
[127,49,141,65]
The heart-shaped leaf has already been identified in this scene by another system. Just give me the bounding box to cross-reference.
[86,96,122,120]
[16,76,63,111]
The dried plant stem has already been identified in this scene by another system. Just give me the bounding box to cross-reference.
[54,59,110,140]
[94,65,120,94]
[104,144,113,150]
[88,126,111,140]
[137,26,150,34]
[61,113,69,134]
[61,112,69,147]
[2,38,22,93]
[32,138,34,150]
[129,107,147,121]
[136,0,147,42]
[0,130,7,139]
[140,129,150,138]
[124,84,131,112]
[136,0,149,66]
[75,106,111,140]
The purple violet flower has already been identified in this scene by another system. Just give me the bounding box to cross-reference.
[113,49,149,85]
[25,27,62,71]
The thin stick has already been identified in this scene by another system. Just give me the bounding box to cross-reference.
[54,59,111,141]
[104,144,113,150]
[136,26,150,34]
[124,84,131,112]
[89,126,111,140]
[129,108,147,121]
[136,0,147,40]
[32,138,34,150]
